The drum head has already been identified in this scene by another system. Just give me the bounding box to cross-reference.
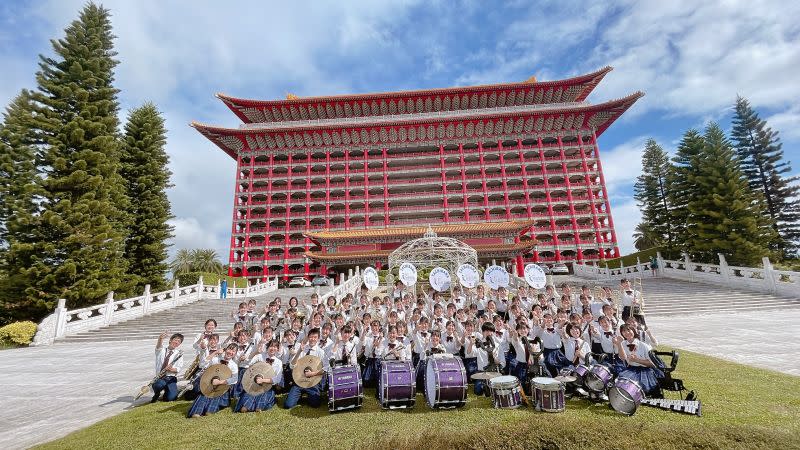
[490,375,517,387]
[531,377,555,386]
[424,360,437,408]
[608,386,636,415]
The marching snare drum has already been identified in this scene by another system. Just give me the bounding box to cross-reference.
[584,364,614,393]
[379,360,416,409]
[608,377,645,416]
[572,364,590,384]
[327,365,363,412]
[424,356,467,409]
[488,375,522,409]
[531,377,566,413]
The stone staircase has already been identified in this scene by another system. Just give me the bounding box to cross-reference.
[59,286,326,344]
[562,275,800,316]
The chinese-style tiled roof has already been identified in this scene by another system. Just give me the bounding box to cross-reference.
[217,67,613,124]
[305,241,536,263]
[305,221,535,244]
[192,92,644,159]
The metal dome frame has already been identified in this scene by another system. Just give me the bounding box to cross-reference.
[388,226,478,276]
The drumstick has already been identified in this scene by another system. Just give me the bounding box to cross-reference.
[518,384,531,407]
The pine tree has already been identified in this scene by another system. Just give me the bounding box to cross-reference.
[685,123,776,265]
[634,139,673,249]
[120,103,173,292]
[731,96,800,257]
[27,3,132,310]
[0,91,48,323]
[668,129,705,256]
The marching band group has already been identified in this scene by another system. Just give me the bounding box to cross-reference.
[149,277,666,417]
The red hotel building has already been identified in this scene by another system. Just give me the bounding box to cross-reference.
[193,67,642,281]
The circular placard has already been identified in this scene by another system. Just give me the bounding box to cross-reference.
[456,263,480,289]
[428,267,452,292]
[524,264,547,289]
[362,267,379,291]
[483,265,510,290]
[398,262,418,287]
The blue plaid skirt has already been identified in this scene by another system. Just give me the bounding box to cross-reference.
[234,389,276,412]
[187,390,230,417]
[543,348,572,377]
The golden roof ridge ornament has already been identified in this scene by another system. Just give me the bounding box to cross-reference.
[423,225,437,238]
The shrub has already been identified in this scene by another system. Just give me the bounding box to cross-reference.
[0,321,38,346]
[173,272,247,288]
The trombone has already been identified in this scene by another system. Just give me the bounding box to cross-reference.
[632,276,645,316]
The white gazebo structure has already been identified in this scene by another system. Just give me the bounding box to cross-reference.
[388,226,478,275]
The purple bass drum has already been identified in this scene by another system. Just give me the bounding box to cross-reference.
[585,364,614,393]
[379,360,416,409]
[424,356,467,409]
[608,377,645,416]
[328,365,363,412]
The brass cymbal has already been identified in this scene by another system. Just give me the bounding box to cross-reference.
[471,371,503,381]
[292,355,323,389]
[242,361,276,395]
[199,363,233,398]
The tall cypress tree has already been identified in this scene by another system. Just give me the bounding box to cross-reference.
[0,91,47,323]
[668,129,705,256]
[27,3,132,309]
[120,103,174,292]
[686,123,776,265]
[634,139,673,250]
[731,96,800,257]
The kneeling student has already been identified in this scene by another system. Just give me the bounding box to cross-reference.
[235,339,283,412]
[284,328,328,409]
[187,343,239,418]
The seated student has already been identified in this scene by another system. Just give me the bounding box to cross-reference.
[564,323,591,367]
[536,313,572,377]
[590,315,615,358]
[187,343,239,418]
[232,330,255,400]
[284,328,328,409]
[235,339,283,413]
[279,329,300,391]
[614,324,664,397]
[184,333,220,401]
[151,331,185,403]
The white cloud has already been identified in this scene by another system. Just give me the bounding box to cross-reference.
[597,136,648,195]
[608,198,641,256]
[766,106,800,142]
[167,217,228,260]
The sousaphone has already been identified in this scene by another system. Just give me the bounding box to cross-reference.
[199,363,233,398]
[242,361,276,395]
[292,355,323,388]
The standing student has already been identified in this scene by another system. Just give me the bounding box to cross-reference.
[151,331,185,403]
[220,279,228,300]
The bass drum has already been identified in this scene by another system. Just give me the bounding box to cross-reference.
[379,360,416,409]
[327,365,363,412]
[424,356,467,409]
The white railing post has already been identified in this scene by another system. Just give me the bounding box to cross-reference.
[173,279,180,306]
[763,256,777,294]
[656,252,664,277]
[103,291,114,326]
[55,298,68,339]
[198,276,204,300]
[718,253,730,284]
[142,284,151,315]
[683,252,693,282]
[347,268,353,279]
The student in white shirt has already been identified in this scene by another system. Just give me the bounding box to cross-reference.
[441,320,461,355]
[187,343,239,417]
[234,339,283,413]
[151,331,185,403]
[378,325,411,361]
[331,325,359,367]
[614,324,663,396]
[284,328,328,409]
[193,319,217,351]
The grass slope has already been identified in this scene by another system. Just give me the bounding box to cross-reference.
[38,349,799,450]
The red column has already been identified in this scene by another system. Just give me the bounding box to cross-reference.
[591,130,620,258]
[264,153,274,278]
[459,143,469,223]
[325,152,331,229]
[283,152,292,281]
[515,235,524,275]
[439,145,449,223]
[479,142,490,221]
[303,148,311,277]
[559,135,583,263]
[517,139,533,219]
[243,153,253,278]
[383,148,390,226]
[539,136,561,262]
[257,154,268,281]
[498,140,511,220]
[579,143,604,262]
[364,150,370,228]
[228,153,242,276]
[344,149,351,229]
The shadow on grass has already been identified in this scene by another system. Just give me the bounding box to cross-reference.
[99,395,138,411]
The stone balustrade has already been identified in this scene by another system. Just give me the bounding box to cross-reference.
[574,252,798,298]
[32,276,279,346]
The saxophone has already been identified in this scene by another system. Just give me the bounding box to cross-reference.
[135,349,183,401]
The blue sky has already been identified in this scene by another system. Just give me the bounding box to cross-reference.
[1,0,798,258]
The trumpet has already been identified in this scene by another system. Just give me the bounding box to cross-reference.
[632,276,645,316]
[135,349,183,401]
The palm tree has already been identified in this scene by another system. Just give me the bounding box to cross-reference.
[633,222,661,251]
[169,249,193,276]
[189,249,224,274]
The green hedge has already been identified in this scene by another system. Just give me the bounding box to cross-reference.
[603,247,663,267]
[0,321,37,346]
[174,272,248,288]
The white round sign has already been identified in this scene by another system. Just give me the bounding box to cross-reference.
[483,265,510,290]
[362,267,379,291]
[524,264,547,289]
[428,267,452,292]
[456,263,480,289]
[398,262,418,287]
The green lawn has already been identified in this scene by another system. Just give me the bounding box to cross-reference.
[38,349,800,450]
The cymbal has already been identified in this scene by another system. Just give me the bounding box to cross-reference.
[242,361,275,395]
[199,363,233,398]
[555,375,577,384]
[471,371,503,381]
[292,355,323,388]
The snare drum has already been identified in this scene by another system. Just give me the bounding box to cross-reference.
[608,377,645,416]
[572,364,590,386]
[488,375,522,409]
[585,364,613,393]
[379,360,416,409]
[327,365,363,412]
[531,377,565,413]
[424,356,467,409]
